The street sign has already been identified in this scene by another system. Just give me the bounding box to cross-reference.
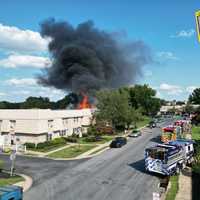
[195,10,200,42]
[10,150,16,176]
[10,151,16,161]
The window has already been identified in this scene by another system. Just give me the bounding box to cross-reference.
[48,120,54,129]
[62,118,68,127]
[10,120,16,129]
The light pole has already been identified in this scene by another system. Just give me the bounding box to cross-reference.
[195,10,200,42]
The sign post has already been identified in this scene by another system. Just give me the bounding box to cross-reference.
[195,10,200,42]
[10,150,16,176]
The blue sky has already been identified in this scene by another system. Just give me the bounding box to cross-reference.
[0,0,200,102]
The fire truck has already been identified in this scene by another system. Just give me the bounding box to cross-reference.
[145,139,194,175]
[161,126,177,143]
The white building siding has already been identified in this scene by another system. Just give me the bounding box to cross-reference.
[0,109,93,145]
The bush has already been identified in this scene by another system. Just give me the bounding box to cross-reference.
[65,137,78,143]
[84,136,102,143]
[4,148,11,153]
[26,137,67,150]
[87,126,100,136]
[25,143,36,149]
[82,133,88,138]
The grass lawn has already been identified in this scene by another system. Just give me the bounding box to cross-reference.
[89,146,108,155]
[0,174,24,187]
[77,135,114,144]
[192,126,200,141]
[136,116,151,129]
[27,143,68,153]
[165,175,179,200]
[48,145,97,158]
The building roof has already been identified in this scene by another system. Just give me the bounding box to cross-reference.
[0,109,93,120]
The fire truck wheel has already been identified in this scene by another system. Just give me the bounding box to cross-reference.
[182,162,186,169]
[176,165,181,174]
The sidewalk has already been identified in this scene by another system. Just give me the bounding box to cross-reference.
[25,144,75,157]
[175,132,192,200]
[175,168,192,200]
[13,173,33,192]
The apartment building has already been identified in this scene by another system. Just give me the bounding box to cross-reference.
[0,109,93,145]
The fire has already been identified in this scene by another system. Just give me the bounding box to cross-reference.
[78,94,91,109]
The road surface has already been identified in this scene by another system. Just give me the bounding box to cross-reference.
[0,119,172,200]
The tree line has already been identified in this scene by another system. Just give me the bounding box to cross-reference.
[0,95,73,109]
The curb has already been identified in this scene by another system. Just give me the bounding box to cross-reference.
[1,170,33,192]
[13,173,33,192]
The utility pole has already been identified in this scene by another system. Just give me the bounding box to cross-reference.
[195,10,200,42]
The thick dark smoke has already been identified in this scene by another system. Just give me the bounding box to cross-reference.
[38,18,151,95]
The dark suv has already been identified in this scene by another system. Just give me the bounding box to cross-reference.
[148,121,157,128]
[110,137,127,148]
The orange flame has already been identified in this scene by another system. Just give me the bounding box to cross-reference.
[78,94,91,109]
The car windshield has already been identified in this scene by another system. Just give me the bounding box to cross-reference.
[115,137,123,140]
[146,148,165,160]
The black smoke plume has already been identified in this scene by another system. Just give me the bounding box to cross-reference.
[38,18,151,95]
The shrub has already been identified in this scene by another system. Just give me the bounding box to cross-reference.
[4,148,11,153]
[25,143,36,149]
[65,137,78,143]
[82,133,88,138]
[26,137,67,150]
[84,136,102,142]
[51,137,66,145]
[87,126,99,136]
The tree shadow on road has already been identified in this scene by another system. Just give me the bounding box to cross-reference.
[128,159,165,179]
[149,135,162,143]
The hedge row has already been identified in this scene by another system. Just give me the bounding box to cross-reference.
[25,137,67,150]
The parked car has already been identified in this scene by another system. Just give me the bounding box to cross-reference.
[128,129,142,137]
[148,121,157,128]
[110,137,127,148]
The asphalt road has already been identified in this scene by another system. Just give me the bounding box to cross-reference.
[0,119,172,200]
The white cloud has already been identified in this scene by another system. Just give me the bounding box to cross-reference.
[4,77,66,101]
[0,23,50,53]
[0,92,6,96]
[5,78,37,86]
[159,83,183,95]
[0,54,51,68]
[144,70,153,77]
[37,87,65,97]
[12,90,31,95]
[157,51,179,61]
[186,86,197,93]
[171,29,195,38]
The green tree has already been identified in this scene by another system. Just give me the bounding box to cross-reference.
[96,89,142,130]
[0,101,20,109]
[184,104,195,114]
[120,84,161,116]
[189,88,200,104]
[20,97,51,109]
